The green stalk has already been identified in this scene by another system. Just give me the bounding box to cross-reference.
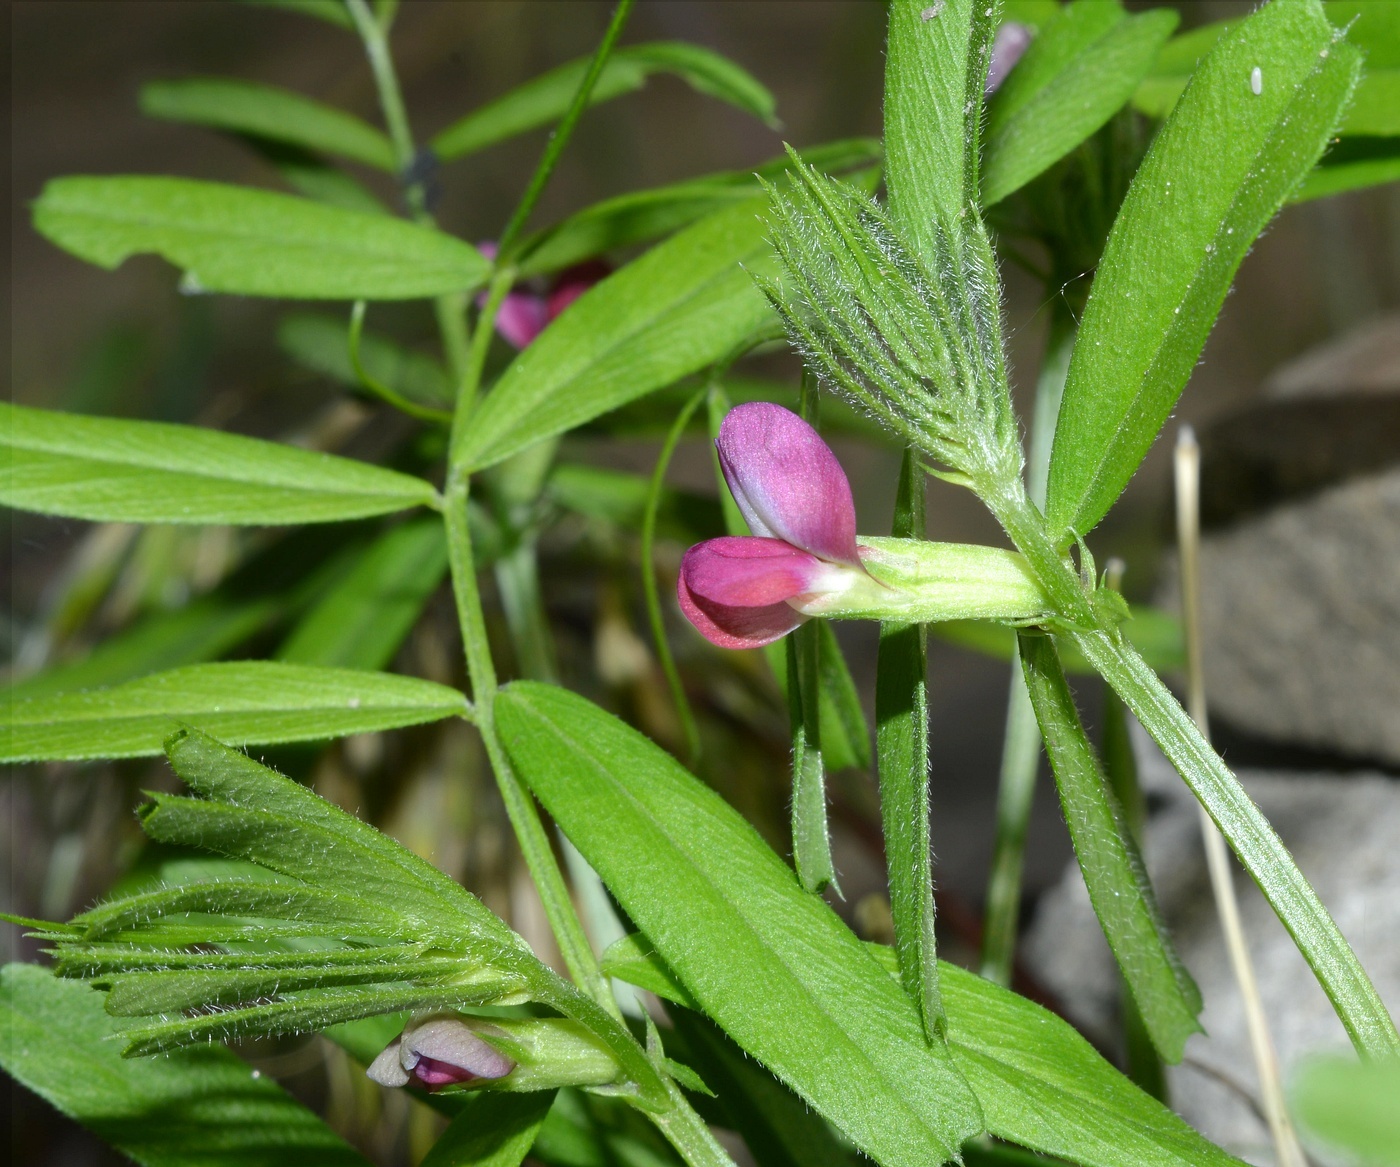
[650,1079,741,1167]
[495,0,635,260]
[1074,626,1400,1061]
[1099,558,1168,1102]
[876,448,942,1039]
[975,405,1397,1058]
[443,477,613,1013]
[641,389,707,766]
[980,308,1074,985]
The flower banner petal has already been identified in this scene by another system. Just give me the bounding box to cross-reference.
[715,403,860,566]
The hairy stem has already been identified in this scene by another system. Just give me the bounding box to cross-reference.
[980,308,1074,985]
[443,477,615,1014]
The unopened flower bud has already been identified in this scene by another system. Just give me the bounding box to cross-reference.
[366,1014,514,1092]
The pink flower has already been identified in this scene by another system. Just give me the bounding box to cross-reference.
[678,403,881,649]
[985,21,1032,95]
[366,1014,514,1093]
[478,243,608,349]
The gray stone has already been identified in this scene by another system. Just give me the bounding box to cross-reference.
[1023,727,1400,1165]
[1184,468,1400,765]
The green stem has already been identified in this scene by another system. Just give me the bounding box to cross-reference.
[641,389,706,767]
[443,476,616,1016]
[876,448,942,1039]
[347,301,453,423]
[980,308,1075,985]
[649,1079,740,1167]
[494,0,635,260]
[346,0,416,173]
[978,676,1039,986]
[1075,627,1400,1060]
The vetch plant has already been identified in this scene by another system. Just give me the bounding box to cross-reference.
[4,1,1399,1166]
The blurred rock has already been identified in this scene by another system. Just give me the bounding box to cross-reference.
[1199,311,1399,526]
[1163,313,1400,765]
[1024,726,1400,1166]
[1190,469,1400,765]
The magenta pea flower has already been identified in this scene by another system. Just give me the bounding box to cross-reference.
[985,21,1032,95]
[366,1014,515,1093]
[477,243,609,349]
[678,403,887,649]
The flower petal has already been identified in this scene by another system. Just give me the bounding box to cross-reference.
[678,576,807,649]
[677,537,824,649]
[681,537,834,607]
[986,21,1032,95]
[547,259,610,319]
[366,1038,410,1087]
[495,292,551,349]
[715,403,860,566]
[406,1017,515,1081]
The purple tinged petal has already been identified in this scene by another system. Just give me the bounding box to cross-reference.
[366,1038,410,1087]
[408,1017,515,1082]
[677,574,807,649]
[986,21,1032,95]
[715,403,861,567]
[494,292,551,349]
[681,537,834,607]
[366,1016,514,1093]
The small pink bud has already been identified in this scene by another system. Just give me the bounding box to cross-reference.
[366,1014,514,1093]
[986,22,1032,95]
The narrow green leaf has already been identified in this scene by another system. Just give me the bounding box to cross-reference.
[1,402,439,525]
[7,594,281,701]
[253,142,389,214]
[2,661,469,761]
[939,962,1245,1167]
[277,518,448,669]
[1018,631,1201,1062]
[607,937,1246,1167]
[33,176,489,300]
[666,1009,855,1167]
[517,139,881,277]
[0,963,372,1167]
[1076,629,1400,1060]
[884,0,1000,258]
[432,41,775,161]
[497,681,984,1167]
[982,3,1178,207]
[1341,69,1400,134]
[1046,0,1363,539]
[420,1092,557,1167]
[453,200,777,473]
[787,621,835,894]
[813,621,872,772]
[279,312,453,407]
[1131,20,1236,119]
[1289,1055,1400,1166]
[1136,5,1398,129]
[1292,135,1400,201]
[876,450,942,1041]
[141,79,397,170]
